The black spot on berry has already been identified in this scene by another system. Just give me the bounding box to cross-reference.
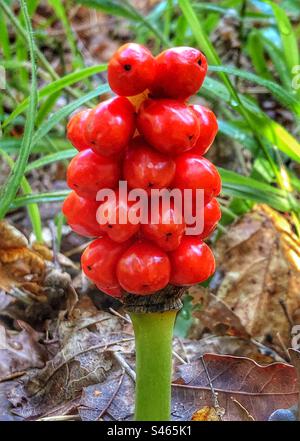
[148,182,154,187]
[87,265,92,271]
[197,58,202,66]
[124,64,131,71]
[166,232,172,237]
[108,224,113,229]
[188,135,194,140]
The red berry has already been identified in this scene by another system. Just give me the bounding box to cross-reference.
[137,99,200,155]
[108,43,156,96]
[67,109,91,151]
[116,240,171,295]
[150,47,207,100]
[67,149,120,200]
[81,237,132,297]
[199,198,221,239]
[85,97,135,156]
[141,203,185,251]
[172,154,221,204]
[189,105,218,156]
[98,190,140,243]
[123,136,176,192]
[62,191,100,237]
[169,236,215,286]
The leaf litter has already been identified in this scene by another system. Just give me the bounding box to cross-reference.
[1,205,300,421]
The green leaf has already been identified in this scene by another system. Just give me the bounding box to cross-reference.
[3,64,107,128]
[31,83,110,147]
[75,0,139,20]
[25,149,76,172]
[219,168,297,212]
[76,0,169,45]
[202,77,300,163]
[0,148,43,242]
[268,0,299,74]
[10,190,70,210]
[0,0,38,219]
[209,65,300,114]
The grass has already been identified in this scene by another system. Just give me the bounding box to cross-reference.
[0,0,299,240]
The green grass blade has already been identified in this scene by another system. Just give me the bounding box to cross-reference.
[209,65,300,114]
[219,168,296,212]
[268,0,299,75]
[0,8,12,59]
[0,0,38,219]
[10,190,70,210]
[0,149,43,243]
[48,0,83,69]
[31,83,109,148]
[76,0,170,46]
[25,149,76,172]
[3,64,107,128]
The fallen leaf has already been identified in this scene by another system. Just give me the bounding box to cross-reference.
[8,311,133,419]
[191,406,220,421]
[173,335,281,365]
[0,321,48,382]
[0,220,47,294]
[0,381,22,421]
[189,287,249,339]
[211,205,300,348]
[172,353,298,421]
[79,373,134,421]
[289,348,300,419]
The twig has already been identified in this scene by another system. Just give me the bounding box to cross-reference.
[172,349,187,365]
[276,332,291,361]
[64,241,92,257]
[109,307,131,324]
[201,356,224,420]
[231,397,255,421]
[97,371,125,420]
[113,352,136,382]
[37,414,80,421]
[279,298,294,329]
[250,339,286,363]
[0,371,26,383]
[49,220,60,269]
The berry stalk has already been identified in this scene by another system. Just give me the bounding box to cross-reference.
[130,310,177,421]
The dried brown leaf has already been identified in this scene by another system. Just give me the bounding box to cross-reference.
[7,311,132,419]
[172,353,298,421]
[0,321,48,382]
[212,205,300,348]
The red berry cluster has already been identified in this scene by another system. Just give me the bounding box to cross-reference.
[62,43,221,298]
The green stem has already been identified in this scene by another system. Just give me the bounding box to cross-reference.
[130,310,177,421]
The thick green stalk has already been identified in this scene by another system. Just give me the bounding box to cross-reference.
[130,310,177,421]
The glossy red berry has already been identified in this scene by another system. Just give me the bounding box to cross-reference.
[116,241,171,295]
[169,236,215,286]
[150,47,207,100]
[98,190,140,243]
[108,43,156,96]
[189,105,218,156]
[172,153,221,204]
[85,97,135,156]
[137,99,200,155]
[62,191,100,237]
[199,198,221,239]
[123,136,176,192]
[81,237,132,297]
[67,149,120,200]
[67,109,91,151]
[141,203,185,252]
